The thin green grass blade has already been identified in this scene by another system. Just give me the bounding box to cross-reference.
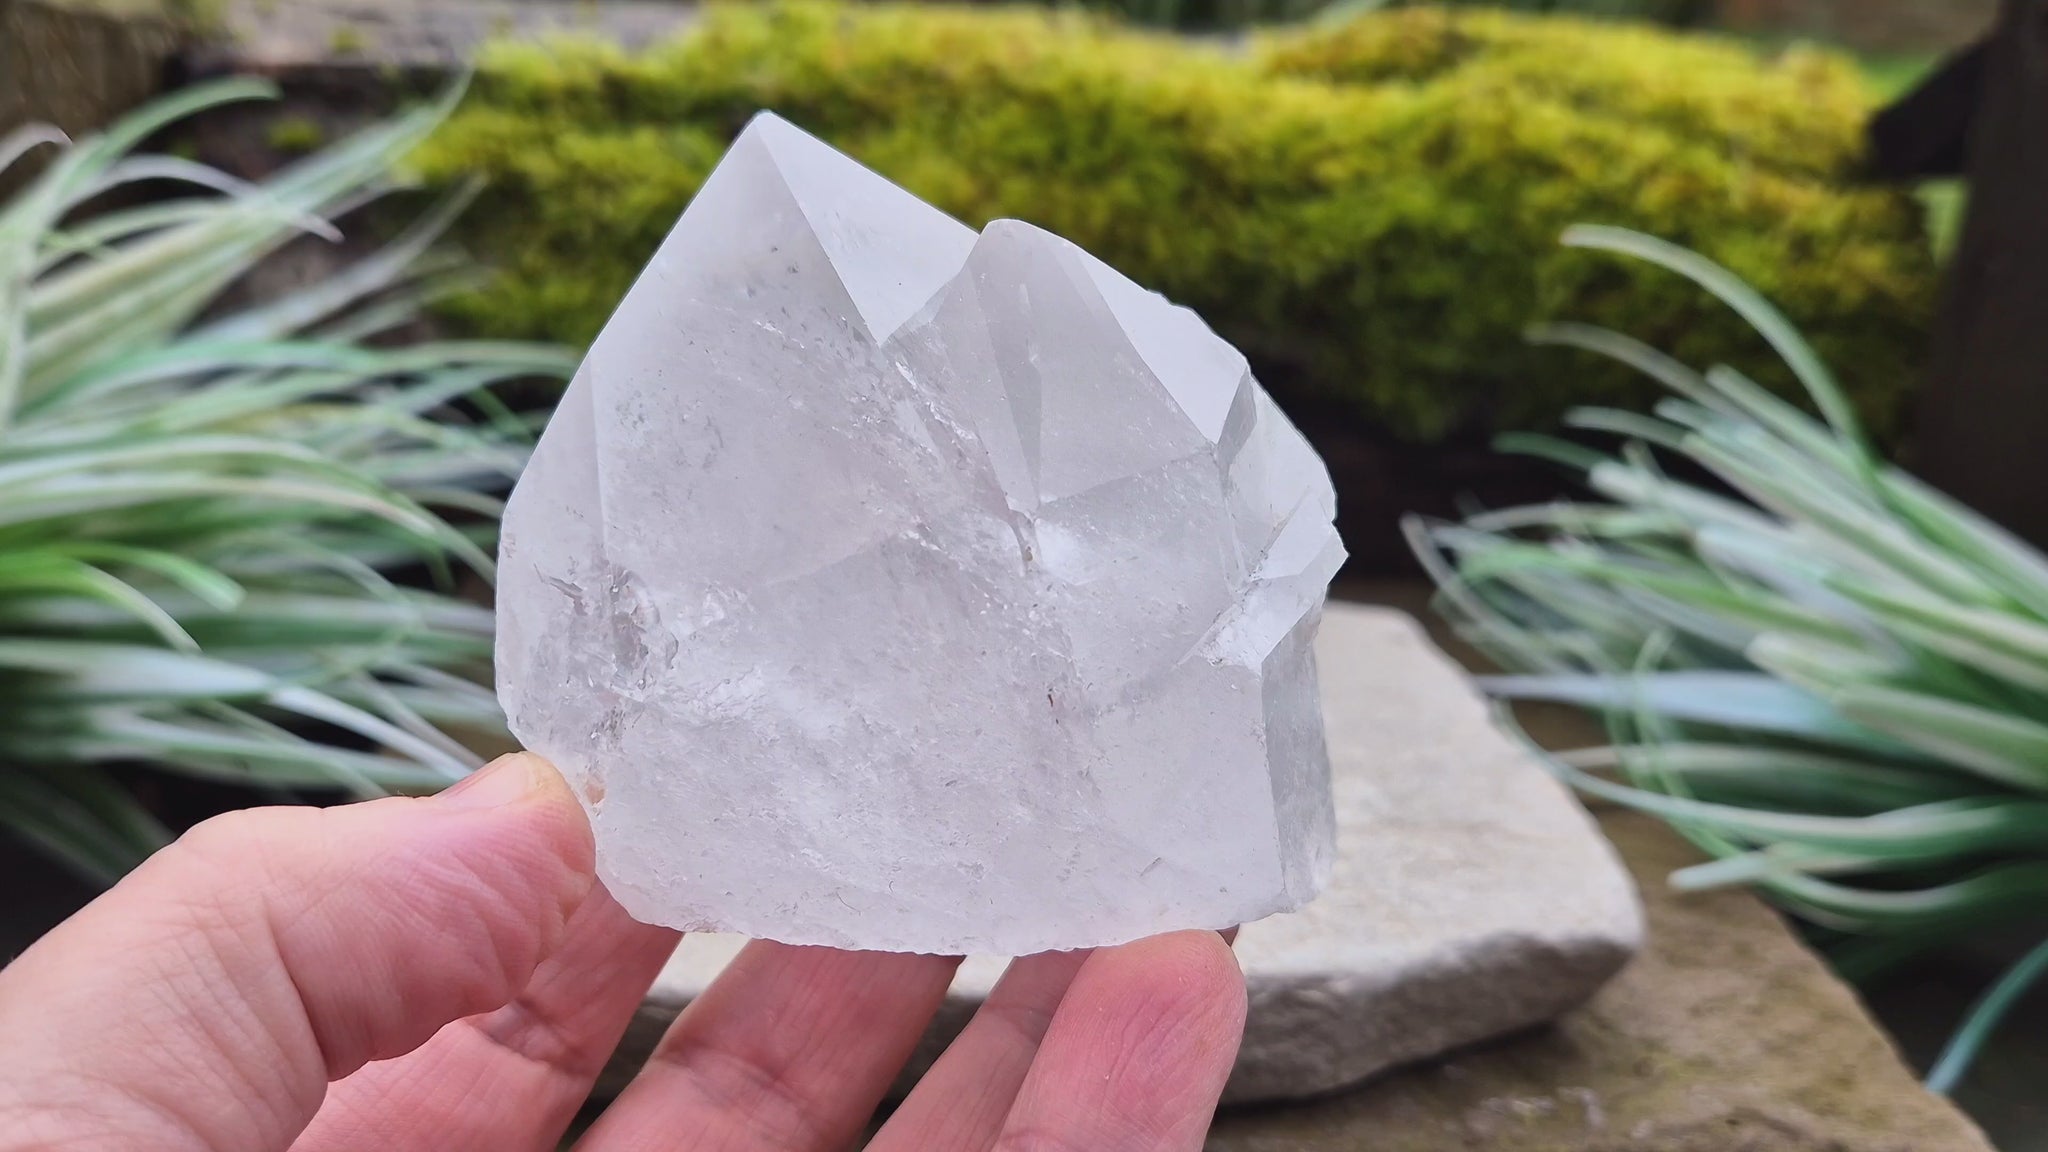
[1460,543,1868,648]
[1926,934,2048,1095]
[0,125,69,177]
[1560,224,1877,484]
[0,768,162,884]
[196,180,483,344]
[1558,744,1978,813]
[1526,321,1733,418]
[1827,685,2048,794]
[1672,845,1895,890]
[1482,672,1914,755]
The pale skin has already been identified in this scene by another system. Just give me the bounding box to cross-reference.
[0,752,1248,1151]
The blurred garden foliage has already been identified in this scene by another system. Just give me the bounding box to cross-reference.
[415,2,1938,445]
[0,81,567,881]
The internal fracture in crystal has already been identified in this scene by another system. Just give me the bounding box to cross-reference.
[496,113,1346,954]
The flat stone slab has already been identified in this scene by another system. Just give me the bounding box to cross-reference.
[1205,808,1998,1151]
[618,603,1644,1104]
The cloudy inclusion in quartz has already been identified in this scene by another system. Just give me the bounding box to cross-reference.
[496,113,1345,954]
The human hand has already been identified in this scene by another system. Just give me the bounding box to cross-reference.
[0,752,1247,1151]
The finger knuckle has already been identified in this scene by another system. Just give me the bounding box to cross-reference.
[156,807,320,904]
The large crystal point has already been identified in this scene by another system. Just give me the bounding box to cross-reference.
[497,112,1345,954]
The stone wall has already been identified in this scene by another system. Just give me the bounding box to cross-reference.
[0,0,183,137]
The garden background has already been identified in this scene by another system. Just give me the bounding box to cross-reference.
[4,0,2043,1147]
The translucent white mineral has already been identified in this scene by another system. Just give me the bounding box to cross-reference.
[495,112,1346,955]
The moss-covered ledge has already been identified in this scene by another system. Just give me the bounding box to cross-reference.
[412,3,1940,445]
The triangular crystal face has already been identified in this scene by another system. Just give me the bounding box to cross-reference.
[749,114,981,341]
[497,115,1345,954]
[1072,243,1250,447]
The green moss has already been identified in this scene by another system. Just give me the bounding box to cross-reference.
[412,2,1937,443]
[265,114,325,154]
[327,24,366,55]
[1260,10,1877,181]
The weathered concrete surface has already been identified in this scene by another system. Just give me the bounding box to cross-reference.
[624,605,1643,1105]
[1203,807,1997,1152]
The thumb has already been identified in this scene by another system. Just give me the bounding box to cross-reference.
[0,752,595,1152]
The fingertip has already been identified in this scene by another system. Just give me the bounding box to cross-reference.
[1105,928,1241,978]
[441,751,576,813]
[436,752,597,885]
[508,752,599,877]
[427,753,601,966]
[1112,929,1247,1033]
[1056,929,1248,1070]
[995,930,1246,1148]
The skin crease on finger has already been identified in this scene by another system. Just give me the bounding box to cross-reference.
[0,751,1250,1152]
[289,886,682,1152]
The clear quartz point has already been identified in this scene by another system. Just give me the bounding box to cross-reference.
[496,112,1345,954]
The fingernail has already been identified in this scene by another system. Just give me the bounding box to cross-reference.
[437,754,545,810]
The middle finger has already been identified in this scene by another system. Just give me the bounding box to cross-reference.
[577,941,959,1152]
[868,948,1092,1152]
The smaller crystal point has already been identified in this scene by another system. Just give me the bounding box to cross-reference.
[497,113,1345,954]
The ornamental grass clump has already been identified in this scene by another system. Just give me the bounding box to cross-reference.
[1411,226,2048,1091]
[0,81,571,883]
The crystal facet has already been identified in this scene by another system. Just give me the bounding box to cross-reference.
[496,113,1346,954]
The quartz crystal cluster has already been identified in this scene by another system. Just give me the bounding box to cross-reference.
[496,113,1345,954]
